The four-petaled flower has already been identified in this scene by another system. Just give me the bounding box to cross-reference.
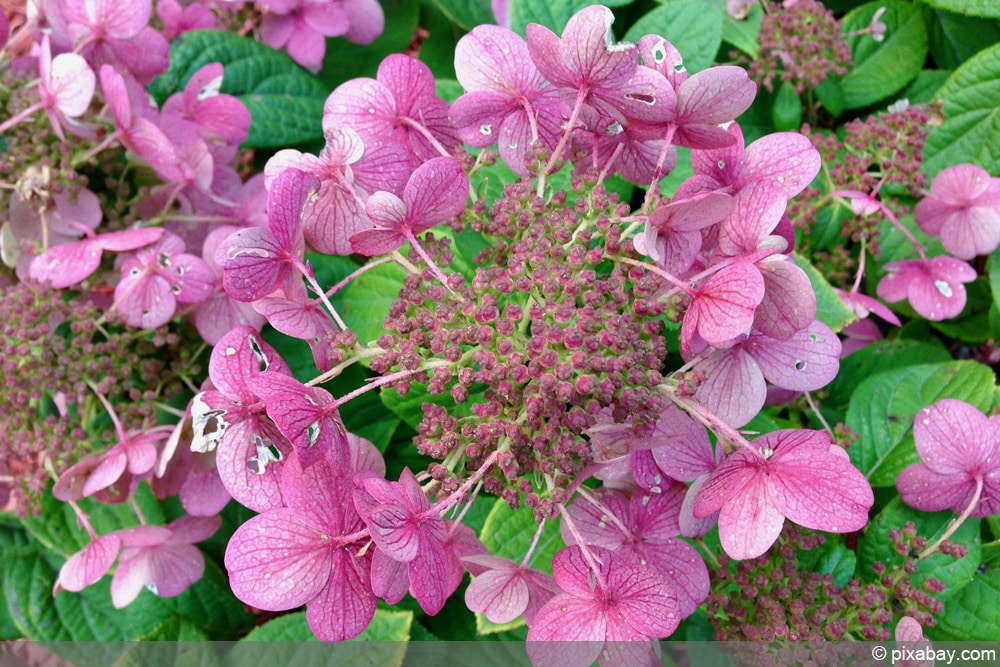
[897,399,1000,518]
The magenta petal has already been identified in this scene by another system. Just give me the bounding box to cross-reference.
[224,508,332,610]
[408,536,457,615]
[693,346,766,429]
[679,475,718,537]
[404,157,469,233]
[84,450,128,496]
[57,533,122,592]
[217,227,284,302]
[215,418,288,512]
[350,228,405,256]
[692,449,757,518]
[527,596,606,667]
[209,326,290,402]
[267,168,317,249]
[649,405,714,482]
[604,564,680,638]
[364,191,408,230]
[48,52,96,117]
[370,548,409,603]
[305,550,376,641]
[719,180,787,255]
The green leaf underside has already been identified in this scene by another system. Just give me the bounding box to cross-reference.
[623,1,725,75]
[792,252,856,333]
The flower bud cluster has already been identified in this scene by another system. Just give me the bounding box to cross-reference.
[372,179,667,517]
[0,284,193,513]
[708,523,948,647]
[795,105,930,249]
[737,0,852,95]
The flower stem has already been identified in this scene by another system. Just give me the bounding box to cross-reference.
[918,475,983,560]
[538,86,588,197]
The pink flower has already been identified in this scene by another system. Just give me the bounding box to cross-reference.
[680,261,765,350]
[38,35,95,141]
[694,429,873,559]
[561,488,710,617]
[526,545,680,667]
[28,227,164,289]
[258,0,382,72]
[915,164,1000,260]
[353,468,456,614]
[350,157,468,256]
[450,25,567,175]
[156,0,217,40]
[191,326,296,512]
[112,232,215,328]
[463,555,559,625]
[264,124,409,255]
[111,515,219,607]
[324,54,460,168]
[876,256,977,321]
[897,399,1000,518]
[226,443,384,641]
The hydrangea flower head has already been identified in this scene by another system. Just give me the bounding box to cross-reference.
[897,399,1000,518]
[914,163,1000,260]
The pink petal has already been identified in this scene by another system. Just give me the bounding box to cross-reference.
[404,157,469,233]
[754,257,817,339]
[913,399,992,475]
[738,132,821,197]
[685,262,765,346]
[57,534,121,592]
[767,447,874,533]
[224,508,333,610]
[716,470,785,559]
[83,449,128,496]
[676,66,756,126]
[342,0,384,44]
[466,568,530,624]
[29,239,103,288]
[746,321,841,391]
[408,536,458,615]
[364,191,408,230]
[214,417,289,512]
[350,228,405,256]
[114,272,176,328]
[369,548,409,603]
[692,345,766,428]
[305,550,376,641]
[896,462,974,513]
[718,180,787,255]
[649,405,714,482]
[692,449,758,518]
[48,52,96,117]
[527,596,606,667]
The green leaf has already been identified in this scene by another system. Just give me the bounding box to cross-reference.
[826,338,950,410]
[20,484,164,560]
[623,0,725,75]
[923,42,1000,177]
[813,77,845,117]
[722,1,763,59]
[791,252,856,333]
[149,30,327,148]
[846,361,995,487]
[508,0,590,34]
[418,0,465,80]
[318,0,422,90]
[928,11,1000,70]
[240,611,316,641]
[427,0,495,31]
[919,0,1000,18]
[479,498,563,572]
[838,0,928,109]
[928,567,1000,640]
[858,497,982,601]
[901,69,951,105]
[338,262,408,345]
[816,542,858,588]
[772,81,802,131]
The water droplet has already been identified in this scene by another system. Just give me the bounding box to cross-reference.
[777,176,785,184]
[479,124,492,136]
[170,285,181,295]
[367,107,375,114]
[934,280,953,298]
[717,160,726,169]
[146,583,158,595]
[225,346,237,356]
[263,573,271,580]
[794,360,806,371]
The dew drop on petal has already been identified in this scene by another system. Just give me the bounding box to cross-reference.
[718,160,726,170]
[480,124,492,136]
[146,583,158,595]
[794,360,806,371]
[934,280,953,298]
[777,176,785,184]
